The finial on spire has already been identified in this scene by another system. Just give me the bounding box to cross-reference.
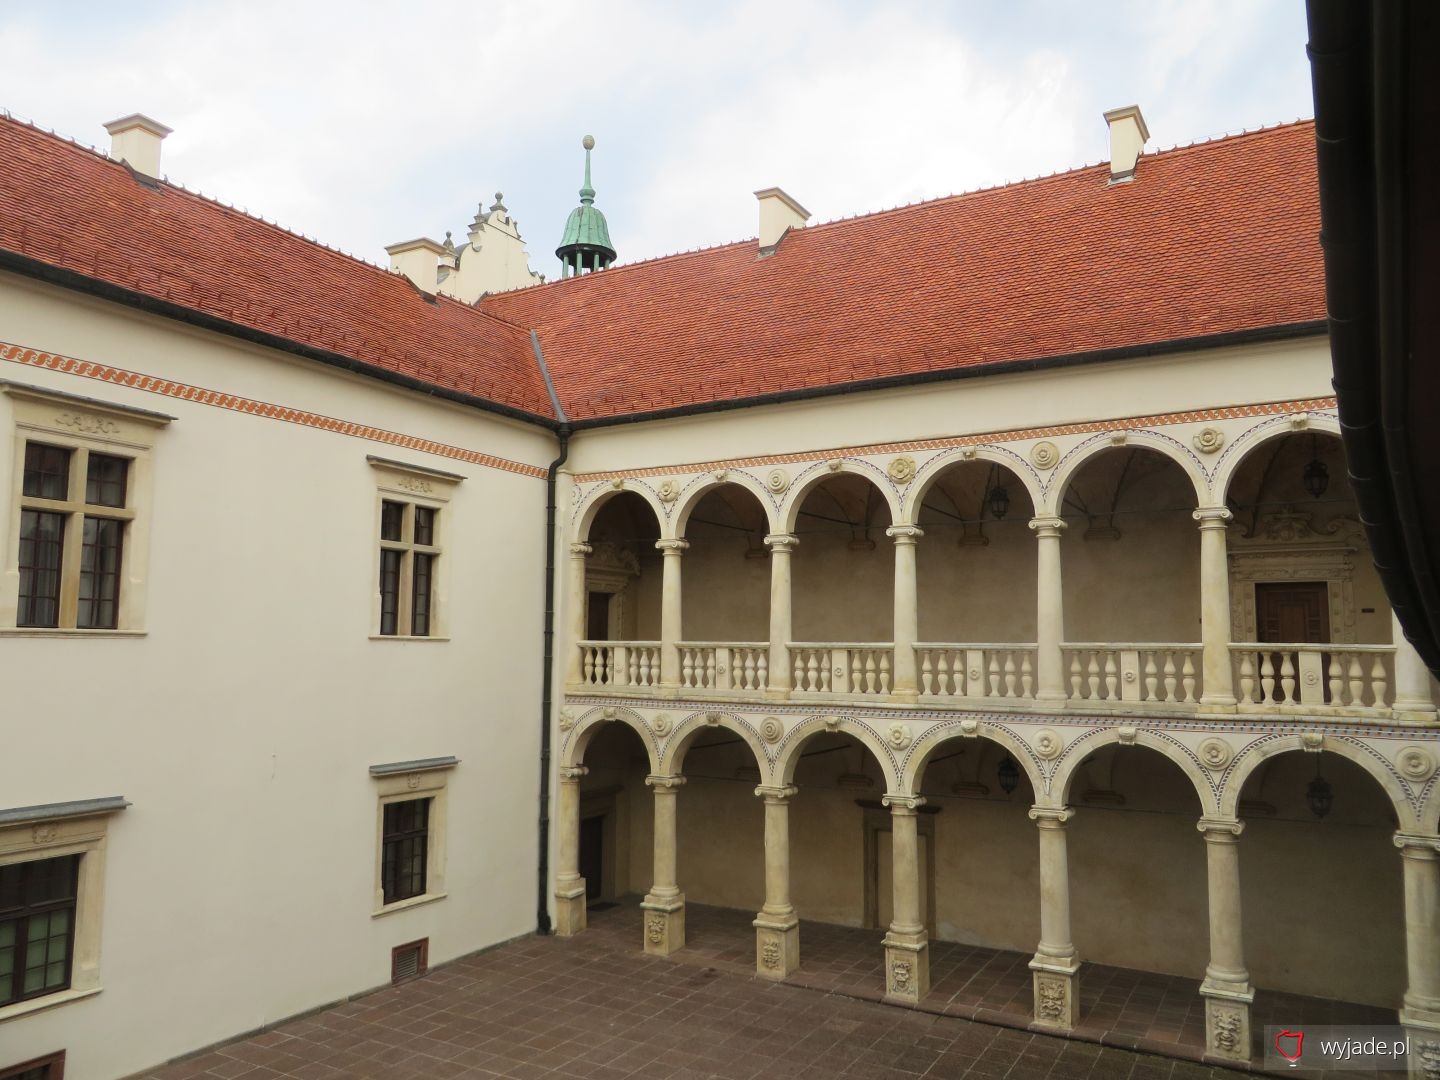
[580,135,596,205]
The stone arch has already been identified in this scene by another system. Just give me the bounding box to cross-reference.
[772,713,901,791]
[1219,733,1420,831]
[573,481,668,543]
[560,706,661,774]
[1050,727,1213,812]
[1212,413,1343,507]
[906,445,1044,525]
[1423,780,1440,836]
[900,719,1044,799]
[779,459,903,534]
[670,473,779,538]
[659,710,773,781]
[1044,430,1208,517]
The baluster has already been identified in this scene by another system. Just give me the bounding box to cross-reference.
[806,652,819,693]
[1004,651,1018,698]
[756,653,768,690]
[793,653,805,691]
[1370,654,1387,708]
[1162,651,1178,702]
[921,650,934,695]
[1069,651,1082,699]
[1347,654,1364,706]
[741,651,753,689]
[1143,650,1159,701]
[1086,651,1101,700]
[1259,652,1276,702]
[681,650,694,689]
[879,651,892,694]
[1237,651,1255,704]
[583,647,595,685]
[1181,653,1197,703]
[1021,652,1034,698]
[864,651,877,694]
[1279,652,1296,704]
[820,651,833,693]
[989,652,1002,697]
[1103,652,1118,700]
[953,652,966,697]
[1327,654,1343,704]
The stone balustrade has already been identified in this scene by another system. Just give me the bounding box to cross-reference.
[916,644,1036,700]
[1231,643,1395,711]
[1064,644,1202,706]
[790,643,894,695]
[678,642,770,691]
[577,640,662,689]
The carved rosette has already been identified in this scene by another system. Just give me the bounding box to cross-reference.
[1193,427,1225,454]
[760,716,784,744]
[887,722,912,751]
[887,456,916,484]
[657,479,681,503]
[1030,441,1059,470]
[1198,737,1234,771]
[650,712,673,737]
[1398,746,1436,784]
[1034,729,1064,760]
[765,468,789,494]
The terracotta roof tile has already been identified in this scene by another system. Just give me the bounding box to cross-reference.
[0,117,555,422]
[482,122,1325,422]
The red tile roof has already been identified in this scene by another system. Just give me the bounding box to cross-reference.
[482,121,1325,422]
[0,116,554,421]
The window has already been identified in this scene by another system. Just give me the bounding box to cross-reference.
[0,797,126,1021]
[0,1051,66,1080]
[369,757,456,916]
[3,381,171,634]
[367,457,462,639]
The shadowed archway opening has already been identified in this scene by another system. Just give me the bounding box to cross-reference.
[576,719,656,910]
[790,473,895,644]
[577,492,663,686]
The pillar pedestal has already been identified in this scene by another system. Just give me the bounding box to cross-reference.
[643,773,686,956]
[882,794,929,1003]
[754,784,800,978]
[1029,958,1082,1031]
[1030,805,1080,1029]
[1198,817,1252,1063]
[1200,983,1255,1066]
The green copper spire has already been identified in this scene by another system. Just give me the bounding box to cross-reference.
[557,134,616,277]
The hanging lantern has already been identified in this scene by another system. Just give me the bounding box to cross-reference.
[988,485,1011,520]
[1306,754,1333,819]
[1303,435,1329,499]
[997,755,1019,795]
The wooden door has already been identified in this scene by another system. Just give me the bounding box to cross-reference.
[1256,582,1331,644]
[579,814,604,901]
[586,592,611,642]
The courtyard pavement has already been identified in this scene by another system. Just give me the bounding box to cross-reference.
[128,902,1385,1080]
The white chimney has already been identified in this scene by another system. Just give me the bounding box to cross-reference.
[1103,105,1150,182]
[103,114,173,179]
[755,187,811,252]
[385,237,446,296]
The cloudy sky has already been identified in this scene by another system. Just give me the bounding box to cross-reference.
[1,1,1314,279]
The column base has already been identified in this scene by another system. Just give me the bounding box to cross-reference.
[1399,1015,1440,1080]
[883,929,929,1004]
[554,883,587,937]
[1200,980,1254,1064]
[1029,955,1081,1031]
[640,894,685,956]
[753,913,800,979]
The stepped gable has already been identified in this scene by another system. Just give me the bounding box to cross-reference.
[482,121,1325,423]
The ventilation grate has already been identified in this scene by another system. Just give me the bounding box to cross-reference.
[390,938,429,984]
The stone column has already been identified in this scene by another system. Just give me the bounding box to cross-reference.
[554,765,589,936]
[753,784,800,978]
[1029,805,1080,1029]
[1396,833,1440,1080]
[641,774,686,955]
[566,543,592,685]
[765,534,798,697]
[1198,817,1253,1064]
[1194,507,1237,709]
[1029,517,1068,703]
[655,539,689,689]
[882,794,929,1003]
[1393,613,1439,720]
[886,525,923,701]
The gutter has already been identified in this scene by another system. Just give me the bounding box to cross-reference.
[532,329,569,936]
[0,249,561,432]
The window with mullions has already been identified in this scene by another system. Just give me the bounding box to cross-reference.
[380,799,430,905]
[0,1051,66,1080]
[0,855,80,1007]
[17,442,130,629]
[377,500,439,637]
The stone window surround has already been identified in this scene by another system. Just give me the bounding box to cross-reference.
[0,381,172,637]
[369,757,457,917]
[0,797,129,1025]
[367,456,463,642]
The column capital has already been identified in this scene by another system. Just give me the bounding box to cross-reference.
[754,784,799,802]
[558,764,590,782]
[1029,805,1074,826]
[646,773,687,790]
[882,793,926,811]
[1394,832,1440,855]
[654,538,690,555]
[1028,515,1067,537]
[885,524,924,543]
[1198,816,1245,838]
[568,541,593,557]
[1193,506,1233,528]
[764,532,799,551]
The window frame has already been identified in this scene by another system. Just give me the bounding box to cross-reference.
[369,758,456,917]
[367,457,462,641]
[0,798,127,1025]
[1,381,172,636]
[0,1050,66,1080]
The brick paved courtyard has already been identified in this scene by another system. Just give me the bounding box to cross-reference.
[130,902,1388,1080]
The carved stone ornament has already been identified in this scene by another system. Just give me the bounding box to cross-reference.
[959,719,979,737]
[712,469,728,482]
[405,773,421,790]
[761,939,782,969]
[558,707,575,732]
[657,479,681,503]
[1036,976,1066,1020]
[1397,746,1437,783]
[650,712,673,737]
[706,712,723,726]
[610,478,625,490]
[961,447,977,460]
[1413,1038,1440,1080]
[1302,732,1324,753]
[765,468,790,494]
[1030,441,1060,470]
[1289,412,1311,431]
[760,716,784,744]
[56,411,120,436]
[1034,729,1064,760]
[646,913,665,945]
[1109,431,1128,446]
[1198,737,1234,771]
[602,706,619,721]
[887,723,913,751]
[823,715,841,731]
[1116,725,1138,746]
[891,959,912,992]
[887,456,917,484]
[1193,427,1225,454]
[31,823,59,845]
[1212,1008,1243,1052]
[826,458,843,471]
[396,475,433,495]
